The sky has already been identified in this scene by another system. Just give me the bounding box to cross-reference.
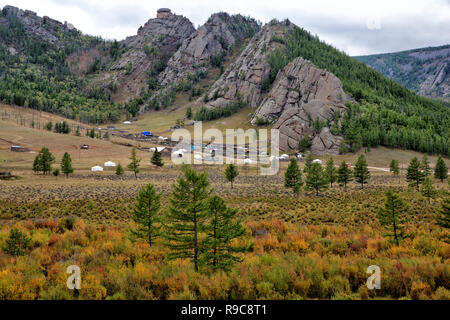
[3,0,450,56]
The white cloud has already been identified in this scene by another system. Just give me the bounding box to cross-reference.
[3,0,450,55]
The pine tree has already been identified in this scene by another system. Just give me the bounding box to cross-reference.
[131,184,161,247]
[305,162,328,196]
[115,163,124,176]
[378,190,409,245]
[390,160,399,176]
[324,158,338,188]
[32,147,55,175]
[338,161,353,191]
[151,149,164,167]
[52,169,60,178]
[186,107,193,119]
[421,176,437,203]
[128,147,141,179]
[407,157,425,190]
[434,156,448,183]
[298,134,311,153]
[225,163,239,189]
[202,195,246,271]
[285,158,303,193]
[354,155,370,189]
[164,166,211,272]
[2,228,31,256]
[61,152,73,177]
[421,155,432,177]
[304,153,313,173]
[436,198,450,229]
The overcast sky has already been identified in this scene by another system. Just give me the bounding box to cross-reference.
[3,0,450,56]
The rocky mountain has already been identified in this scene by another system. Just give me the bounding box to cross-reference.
[355,45,450,101]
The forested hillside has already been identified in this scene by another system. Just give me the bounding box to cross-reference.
[0,7,121,123]
[266,23,450,156]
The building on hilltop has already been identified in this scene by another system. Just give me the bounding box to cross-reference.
[157,8,171,19]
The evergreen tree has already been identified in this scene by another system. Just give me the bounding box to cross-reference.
[421,176,437,203]
[436,198,450,229]
[202,195,246,271]
[390,160,399,176]
[421,155,432,177]
[298,134,312,153]
[164,166,211,272]
[225,163,239,189]
[2,228,31,256]
[61,152,73,177]
[305,162,328,196]
[32,147,55,175]
[354,155,370,189]
[285,158,303,192]
[304,153,313,173]
[434,156,448,183]
[407,157,425,190]
[186,107,193,119]
[151,149,164,167]
[324,158,338,188]
[52,169,60,178]
[338,161,353,191]
[378,190,409,245]
[127,147,141,179]
[115,163,124,176]
[75,126,80,136]
[131,184,161,247]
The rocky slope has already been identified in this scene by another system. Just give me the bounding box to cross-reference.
[356,45,450,101]
[252,57,348,154]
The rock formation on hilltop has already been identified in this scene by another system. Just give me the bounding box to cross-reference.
[252,57,348,154]
[204,21,294,109]
[158,13,260,88]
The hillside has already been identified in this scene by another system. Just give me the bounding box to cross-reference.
[355,45,450,101]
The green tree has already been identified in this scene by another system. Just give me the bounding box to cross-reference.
[131,184,161,247]
[421,176,437,203]
[436,198,450,229]
[390,160,399,176]
[164,166,211,272]
[354,155,370,189]
[32,147,55,175]
[378,190,409,245]
[421,155,432,177]
[324,158,338,188]
[151,149,164,167]
[304,153,313,173]
[338,161,353,191]
[305,162,328,196]
[285,158,303,193]
[202,195,246,271]
[434,156,448,183]
[298,134,312,153]
[186,107,193,119]
[2,228,31,256]
[115,163,124,176]
[61,152,73,177]
[225,163,239,189]
[128,147,141,179]
[407,157,425,190]
[52,168,60,178]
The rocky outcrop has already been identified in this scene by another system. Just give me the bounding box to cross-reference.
[252,57,348,154]
[204,21,293,109]
[158,13,260,87]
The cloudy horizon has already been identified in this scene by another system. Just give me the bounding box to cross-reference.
[2,0,450,56]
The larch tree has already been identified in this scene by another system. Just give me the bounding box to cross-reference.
[304,153,313,173]
[115,163,124,176]
[338,161,353,191]
[434,156,448,183]
[128,147,141,180]
[421,155,432,177]
[378,190,409,246]
[164,166,211,272]
[354,155,370,189]
[305,162,328,196]
[151,149,164,167]
[131,184,161,247]
[436,198,450,229]
[202,195,246,271]
[390,160,399,176]
[285,158,303,194]
[225,163,239,189]
[324,158,338,188]
[406,157,425,191]
[60,152,74,177]
[421,176,437,204]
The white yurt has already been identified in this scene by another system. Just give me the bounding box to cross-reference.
[123,121,131,125]
[172,150,184,158]
[104,161,116,167]
[151,147,166,152]
[91,166,104,172]
[313,159,323,165]
[244,158,255,164]
[194,154,203,161]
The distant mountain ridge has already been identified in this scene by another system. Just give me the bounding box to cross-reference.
[355,45,450,102]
